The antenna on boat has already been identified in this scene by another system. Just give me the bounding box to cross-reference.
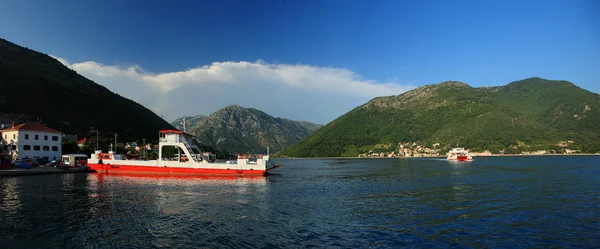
[267,146,270,156]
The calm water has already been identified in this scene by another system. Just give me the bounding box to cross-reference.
[0,156,598,248]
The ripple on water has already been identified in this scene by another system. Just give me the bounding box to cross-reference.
[0,156,598,248]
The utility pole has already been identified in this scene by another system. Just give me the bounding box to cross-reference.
[96,129,99,151]
[143,138,146,160]
[115,134,118,154]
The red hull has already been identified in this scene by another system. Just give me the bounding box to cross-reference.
[456,156,468,161]
[88,163,267,176]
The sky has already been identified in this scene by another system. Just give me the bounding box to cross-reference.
[1,0,598,124]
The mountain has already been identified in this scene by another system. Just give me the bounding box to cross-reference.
[0,37,173,140]
[171,115,207,131]
[277,78,600,157]
[186,105,323,153]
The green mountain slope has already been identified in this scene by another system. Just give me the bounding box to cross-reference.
[170,115,207,132]
[277,78,600,157]
[0,37,174,140]
[189,105,322,153]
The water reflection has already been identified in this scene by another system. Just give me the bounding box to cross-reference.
[88,173,267,187]
[0,156,597,248]
[0,177,21,214]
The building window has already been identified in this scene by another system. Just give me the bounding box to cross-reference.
[3,135,6,139]
[13,134,16,139]
[34,145,40,151]
[53,157,56,160]
[12,145,16,150]
[25,134,29,139]
[52,136,58,141]
[23,145,31,150]
[35,135,39,140]
[43,146,49,151]
[45,135,48,140]
[51,146,58,151]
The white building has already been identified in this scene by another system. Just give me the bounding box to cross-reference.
[1,123,63,160]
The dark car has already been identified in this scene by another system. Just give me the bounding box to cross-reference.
[33,158,49,166]
[0,159,11,168]
[22,158,35,166]
[12,159,33,169]
[46,160,62,167]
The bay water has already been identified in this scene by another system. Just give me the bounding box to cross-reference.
[0,156,598,248]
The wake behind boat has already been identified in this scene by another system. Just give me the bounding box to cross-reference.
[447,147,473,161]
[87,130,281,176]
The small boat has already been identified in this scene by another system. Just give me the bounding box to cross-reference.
[447,148,473,161]
[87,130,282,176]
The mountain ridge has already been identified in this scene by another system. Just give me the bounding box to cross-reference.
[277,77,600,157]
[0,37,174,141]
[173,105,323,153]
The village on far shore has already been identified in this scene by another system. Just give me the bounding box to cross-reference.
[357,141,588,158]
[0,122,594,166]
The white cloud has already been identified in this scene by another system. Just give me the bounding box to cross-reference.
[51,56,415,124]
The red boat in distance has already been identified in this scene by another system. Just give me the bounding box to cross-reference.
[447,148,474,161]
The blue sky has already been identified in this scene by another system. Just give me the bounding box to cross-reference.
[1,0,598,124]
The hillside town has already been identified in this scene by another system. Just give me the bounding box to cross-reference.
[356,141,584,158]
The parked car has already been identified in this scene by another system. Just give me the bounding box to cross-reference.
[33,158,49,166]
[0,159,11,168]
[12,159,33,169]
[46,160,62,167]
[22,158,35,166]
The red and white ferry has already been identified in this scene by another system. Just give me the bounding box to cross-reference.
[87,130,281,176]
[447,148,473,161]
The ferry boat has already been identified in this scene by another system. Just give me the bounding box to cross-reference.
[447,148,473,161]
[87,130,281,176]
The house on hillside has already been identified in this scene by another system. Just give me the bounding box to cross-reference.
[0,123,62,160]
[77,137,87,148]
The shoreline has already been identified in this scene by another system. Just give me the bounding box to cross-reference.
[0,166,93,177]
[274,153,599,159]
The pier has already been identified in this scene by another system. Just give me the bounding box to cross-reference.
[0,166,93,177]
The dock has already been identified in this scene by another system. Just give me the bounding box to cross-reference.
[0,166,94,177]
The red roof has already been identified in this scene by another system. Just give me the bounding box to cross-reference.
[78,137,88,145]
[159,129,182,134]
[0,123,62,133]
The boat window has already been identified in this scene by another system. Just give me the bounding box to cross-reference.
[63,157,70,163]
